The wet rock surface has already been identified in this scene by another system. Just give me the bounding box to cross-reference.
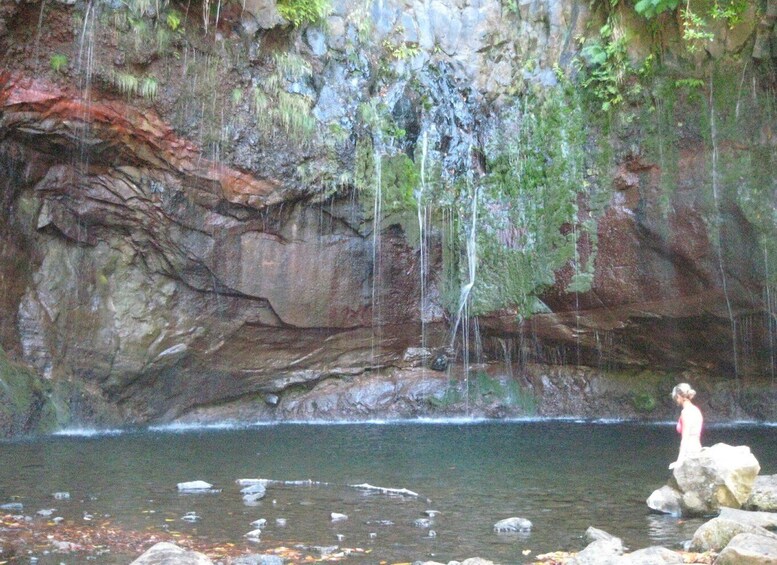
[0,0,775,434]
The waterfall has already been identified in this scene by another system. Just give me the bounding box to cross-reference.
[709,72,739,380]
[765,247,776,381]
[448,182,480,414]
[76,0,97,172]
[370,149,383,366]
[416,132,429,370]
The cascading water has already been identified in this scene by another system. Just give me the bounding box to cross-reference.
[448,181,480,414]
[765,247,776,381]
[370,149,383,366]
[416,131,430,369]
[708,72,740,380]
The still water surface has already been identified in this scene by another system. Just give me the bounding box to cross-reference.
[1,420,775,564]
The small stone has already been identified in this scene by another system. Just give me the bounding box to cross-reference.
[331,512,348,522]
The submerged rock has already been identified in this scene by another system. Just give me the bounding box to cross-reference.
[129,542,213,564]
[492,517,532,532]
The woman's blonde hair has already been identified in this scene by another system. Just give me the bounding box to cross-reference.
[671,383,696,401]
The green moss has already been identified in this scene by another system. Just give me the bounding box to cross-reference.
[632,391,657,412]
[354,138,420,218]
[0,347,65,436]
[469,86,594,318]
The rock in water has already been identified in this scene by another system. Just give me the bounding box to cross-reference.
[130,542,213,564]
[493,517,532,532]
[648,443,760,517]
[177,480,219,493]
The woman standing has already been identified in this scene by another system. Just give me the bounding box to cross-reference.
[669,383,703,469]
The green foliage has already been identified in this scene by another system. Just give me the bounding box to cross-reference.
[49,53,68,73]
[633,0,678,18]
[111,71,139,97]
[382,39,421,60]
[674,78,704,90]
[248,52,318,142]
[427,382,464,408]
[358,100,407,140]
[138,76,158,99]
[0,347,61,435]
[165,9,182,30]
[633,0,748,52]
[109,71,158,99]
[276,0,331,27]
[632,392,657,412]
[470,87,593,318]
[354,139,420,216]
[680,8,715,52]
[578,22,631,111]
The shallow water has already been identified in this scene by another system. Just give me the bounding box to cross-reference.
[1,420,775,564]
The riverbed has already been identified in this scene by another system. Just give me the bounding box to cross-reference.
[1,420,775,564]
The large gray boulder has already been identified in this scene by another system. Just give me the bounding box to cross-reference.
[646,485,683,516]
[719,507,777,529]
[689,517,777,552]
[715,532,777,564]
[746,475,777,512]
[129,542,213,564]
[647,443,761,517]
[567,528,624,565]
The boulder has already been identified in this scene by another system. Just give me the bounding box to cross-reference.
[567,528,624,565]
[715,532,777,564]
[646,485,683,516]
[129,542,213,564]
[584,527,622,545]
[619,546,684,564]
[689,517,777,552]
[648,443,761,517]
[746,475,777,512]
[493,517,532,532]
[719,507,777,529]
[672,444,760,515]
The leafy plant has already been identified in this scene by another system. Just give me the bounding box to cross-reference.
[165,9,181,30]
[49,54,68,73]
[111,71,140,97]
[276,0,331,27]
[633,0,678,18]
[383,39,421,60]
[138,76,158,99]
[578,22,630,111]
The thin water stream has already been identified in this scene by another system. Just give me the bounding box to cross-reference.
[1,421,775,564]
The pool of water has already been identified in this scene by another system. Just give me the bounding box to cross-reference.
[0,420,775,564]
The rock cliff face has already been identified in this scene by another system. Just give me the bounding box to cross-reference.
[0,0,775,433]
